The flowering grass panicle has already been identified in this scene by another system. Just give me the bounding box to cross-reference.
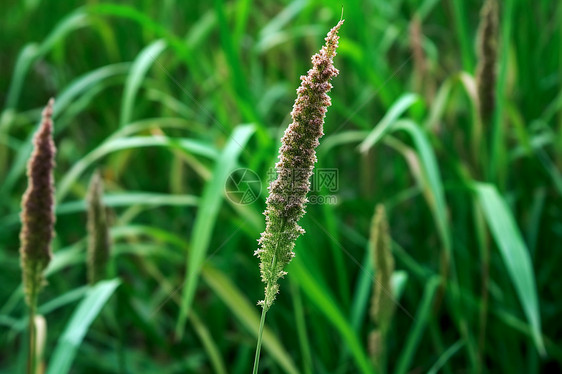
[255,20,343,311]
[87,171,111,284]
[370,205,395,329]
[19,98,56,307]
[369,204,395,370]
[476,0,498,123]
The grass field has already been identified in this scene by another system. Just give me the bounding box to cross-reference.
[1,0,561,373]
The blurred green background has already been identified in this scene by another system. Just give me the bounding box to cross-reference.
[1,0,561,373]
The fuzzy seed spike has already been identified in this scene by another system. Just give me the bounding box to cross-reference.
[255,20,343,311]
[87,170,111,284]
[476,0,499,123]
[370,205,395,330]
[368,204,395,372]
[19,98,56,307]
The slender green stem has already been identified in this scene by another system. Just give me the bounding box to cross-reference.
[253,218,284,373]
[27,295,37,374]
[252,304,268,374]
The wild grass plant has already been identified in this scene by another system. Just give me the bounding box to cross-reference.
[253,19,343,373]
[0,1,561,373]
[18,98,56,374]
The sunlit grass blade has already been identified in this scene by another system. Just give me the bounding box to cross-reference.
[362,117,452,262]
[474,183,545,354]
[55,63,131,126]
[427,340,465,374]
[392,120,451,254]
[119,40,167,128]
[46,279,120,374]
[56,192,199,215]
[57,135,218,202]
[359,93,419,153]
[256,0,307,51]
[175,124,255,338]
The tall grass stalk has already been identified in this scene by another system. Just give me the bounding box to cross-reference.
[87,170,111,284]
[476,0,499,178]
[475,0,498,367]
[252,20,343,373]
[19,98,56,374]
[368,205,394,373]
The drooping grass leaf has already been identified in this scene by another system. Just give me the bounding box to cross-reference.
[393,120,452,254]
[359,93,419,153]
[55,63,131,126]
[119,39,167,128]
[56,192,199,214]
[475,183,545,354]
[57,135,218,201]
[427,340,465,374]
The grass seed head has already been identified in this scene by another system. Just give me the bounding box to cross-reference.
[476,0,499,123]
[87,170,111,284]
[255,20,343,310]
[19,98,56,307]
[370,205,395,331]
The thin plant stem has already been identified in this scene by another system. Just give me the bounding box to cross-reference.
[253,216,284,373]
[27,293,37,374]
[253,248,279,374]
[252,303,268,374]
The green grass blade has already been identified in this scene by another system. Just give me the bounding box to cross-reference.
[46,279,121,374]
[55,63,131,124]
[474,183,545,354]
[395,276,441,374]
[0,125,36,197]
[1,44,39,116]
[57,135,218,202]
[291,257,374,374]
[427,340,465,374]
[56,192,199,214]
[258,0,306,41]
[359,93,419,153]
[119,39,167,128]
[489,0,514,185]
[393,120,452,254]
[175,125,255,337]
[450,0,473,71]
